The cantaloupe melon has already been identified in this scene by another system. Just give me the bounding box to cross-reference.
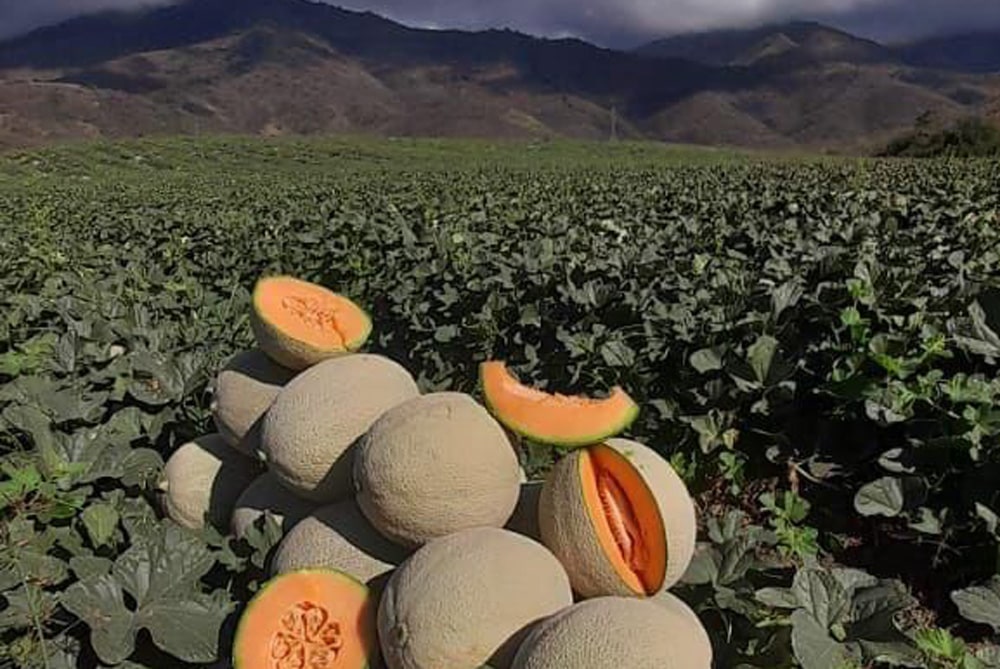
[378,527,573,669]
[480,361,638,447]
[212,348,297,455]
[504,481,544,543]
[510,595,712,668]
[233,568,377,669]
[250,275,372,370]
[537,438,696,598]
[262,354,420,503]
[157,434,261,531]
[271,500,409,589]
[353,392,522,547]
[232,472,317,540]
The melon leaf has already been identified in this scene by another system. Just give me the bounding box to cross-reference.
[791,568,852,630]
[953,577,1000,633]
[100,523,233,662]
[81,502,119,547]
[790,610,852,669]
[854,477,905,517]
[60,574,136,665]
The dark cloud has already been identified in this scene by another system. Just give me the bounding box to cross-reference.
[0,0,175,39]
[1,0,1000,46]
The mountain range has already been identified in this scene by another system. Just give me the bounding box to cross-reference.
[0,0,998,152]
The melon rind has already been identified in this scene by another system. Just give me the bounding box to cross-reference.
[479,362,639,448]
[231,472,316,540]
[262,354,420,503]
[510,595,712,669]
[159,433,261,531]
[211,348,296,455]
[377,527,573,669]
[537,438,697,598]
[353,392,522,547]
[271,500,409,588]
[250,275,373,371]
[232,568,375,669]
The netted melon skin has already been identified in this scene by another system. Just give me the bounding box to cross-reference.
[510,596,712,669]
[354,392,522,547]
[231,472,316,540]
[211,348,296,455]
[271,500,409,587]
[262,354,420,504]
[160,433,261,531]
[377,527,573,669]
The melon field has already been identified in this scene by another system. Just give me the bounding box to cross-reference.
[1,137,1000,668]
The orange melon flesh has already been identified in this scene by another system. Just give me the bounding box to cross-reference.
[480,361,639,447]
[579,445,667,595]
[233,569,376,669]
[254,276,371,352]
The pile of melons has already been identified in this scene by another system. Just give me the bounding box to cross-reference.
[157,275,713,669]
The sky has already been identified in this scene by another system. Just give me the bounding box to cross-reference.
[2,0,1000,46]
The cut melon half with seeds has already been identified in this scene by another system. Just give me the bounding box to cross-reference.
[233,568,377,669]
[538,438,696,598]
[479,361,638,447]
[250,276,372,370]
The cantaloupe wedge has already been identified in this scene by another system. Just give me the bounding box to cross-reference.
[510,595,713,668]
[480,361,638,447]
[538,438,696,598]
[233,568,377,669]
[250,276,372,370]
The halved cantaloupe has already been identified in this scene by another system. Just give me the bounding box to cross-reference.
[538,438,696,598]
[250,276,372,370]
[233,568,377,669]
[480,361,638,447]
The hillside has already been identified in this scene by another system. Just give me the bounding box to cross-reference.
[0,0,998,151]
[634,21,892,68]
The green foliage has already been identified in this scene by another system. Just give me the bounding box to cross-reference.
[0,136,998,667]
[881,116,1000,158]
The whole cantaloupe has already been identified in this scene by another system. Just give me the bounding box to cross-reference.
[211,349,296,455]
[354,392,522,547]
[378,527,573,669]
[271,500,409,589]
[231,472,316,540]
[510,595,712,669]
[538,437,696,598]
[158,434,261,531]
[262,354,420,503]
